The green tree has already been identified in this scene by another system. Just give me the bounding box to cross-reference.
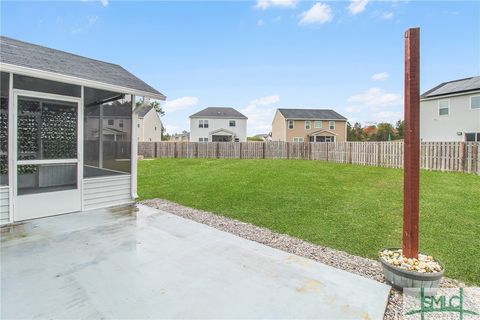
[374,123,394,141]
[395,120,404,139]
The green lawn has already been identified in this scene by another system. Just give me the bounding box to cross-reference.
[138,158,480,285]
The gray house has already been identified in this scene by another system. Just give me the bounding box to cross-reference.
[189,107,247,142]
[0,36,165,225]
[420,76,480,142]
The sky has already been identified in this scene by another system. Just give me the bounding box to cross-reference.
[1,0,479,135]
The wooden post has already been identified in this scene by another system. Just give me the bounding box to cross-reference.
[403,27,420,259]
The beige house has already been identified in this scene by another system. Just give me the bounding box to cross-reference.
[272,109,347,142]
[137,106,163,142]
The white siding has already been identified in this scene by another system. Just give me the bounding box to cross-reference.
[420,93,480,141]
[190,118,247,142]
[0,187,10,225]
[83,175,133,211]
[137,110,163,142]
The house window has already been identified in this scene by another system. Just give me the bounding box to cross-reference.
[199,120,209,128]
[329,121,335,130]
[311,136,335,142]
[288,120,294,129]
[108,119,114,126]
[137,123,140,128]
[471,96,480,110]
[119,119,124,128]
[199,137,209,142]
[438,100,449,116]
[305,121,311,130]
[315,121,322,128]
[234,138,240,142]
[465,133,480,142]
[229,120,236,127]
[293,137,304,142]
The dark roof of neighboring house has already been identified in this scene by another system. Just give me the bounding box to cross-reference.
[138,106,153,118]
[190,107,247,119]
[421,76,480,99]
[0,36,165,99]
[277,108,347,120]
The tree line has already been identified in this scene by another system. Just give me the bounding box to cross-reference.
[347,120,404,141]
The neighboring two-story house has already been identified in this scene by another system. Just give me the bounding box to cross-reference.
[420,76,480,142]
[271,109,347,142]
[137,106,163,142]
[189,107,247,142]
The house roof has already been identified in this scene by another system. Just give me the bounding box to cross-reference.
[0,36,165,100]
[421,76,480,99]
[138,106,153,118]
[190,107,247,119]
[277,108,347,120]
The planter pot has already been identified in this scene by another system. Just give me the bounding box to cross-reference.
[379,248,444,291]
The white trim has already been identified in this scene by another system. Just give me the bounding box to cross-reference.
[329,121,335,130]
[131,95,138,199]
[0,63,166,100]
[470,95,480,110]
[80,86,85,211]
[293,137,304,142]
[305,120,311,130]
[17,159,78,165]
[420,89,480,101]
[310,129,338,136]
[438,99,450,116]
[84,174,132,182]
[314,120,322,129]
[7,72,14,223]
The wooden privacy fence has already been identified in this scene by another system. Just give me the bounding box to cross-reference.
[138,141,480,174]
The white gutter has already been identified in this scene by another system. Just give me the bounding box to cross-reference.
[0,63,166,101]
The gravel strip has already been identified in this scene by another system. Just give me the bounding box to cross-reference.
[141,198,466,320]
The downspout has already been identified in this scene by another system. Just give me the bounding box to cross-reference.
[131,97,150,199]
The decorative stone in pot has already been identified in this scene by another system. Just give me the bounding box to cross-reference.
[379,248,444,291]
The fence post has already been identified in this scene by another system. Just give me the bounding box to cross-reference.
[460,142,465,173]
[262,142,266,159]
[286,142,290,159]
[239,142,242,159]
[377,142,382,166]
[326,143,329,161]
[216,142,220,159]
[348,142,353,164]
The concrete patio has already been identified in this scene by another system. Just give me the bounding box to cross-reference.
[1,204,390,319]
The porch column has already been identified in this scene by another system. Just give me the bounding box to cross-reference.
[131,95,138,199]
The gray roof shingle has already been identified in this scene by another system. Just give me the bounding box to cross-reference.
[0,36,165,99]
[190,107,247,119]
[421,76,480,99]
[138,106,153,118]
[278,108,347,120]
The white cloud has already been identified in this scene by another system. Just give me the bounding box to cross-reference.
[347,87,402,108]
[164,124,180,134]
[372,72,389,81]
[372,111,403,123]
[380,11,394,19]
[345,106,362,113]
[164,96,199,113]
[348,0,369,15]
[257,19,265,26]
[241,95,280,135]
[299,3,333,25]
[99,0,108,7]
[255,0,298,10]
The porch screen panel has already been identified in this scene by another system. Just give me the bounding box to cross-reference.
[84,87,132,178]
[0,72,9,185]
